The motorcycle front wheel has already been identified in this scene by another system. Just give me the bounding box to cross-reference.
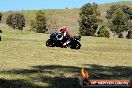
[70,41,81,49]
[75,42,81,49]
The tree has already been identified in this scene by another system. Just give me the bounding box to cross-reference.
[6,13,25,30]
[121,5,132,20]
[35,10,47,33]
[79,3,99,36]
[109,8,128,35]
[106,5,132,20]
[106,4,120,19]
[0,13,2,22]
[97,26,109,38]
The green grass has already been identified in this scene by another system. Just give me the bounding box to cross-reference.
[0,25,132,88]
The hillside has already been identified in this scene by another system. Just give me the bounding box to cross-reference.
[0,1,132,34]
[99,1,132,20]
[99,1,132,13]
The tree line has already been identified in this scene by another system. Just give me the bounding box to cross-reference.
[79,3,132,39]
[5,10,47,33]
[0,3,132,39]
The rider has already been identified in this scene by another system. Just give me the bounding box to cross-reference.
[59,26,72,48]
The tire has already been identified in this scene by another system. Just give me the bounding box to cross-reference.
[70,41,81,49]
[46,39,55,47]
[75,41,81,49]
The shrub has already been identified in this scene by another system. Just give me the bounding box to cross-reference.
[35,10,48,33]
[0,29,2,41]
[126,30,132,39]
[30,20,36,31]
[6,13,25,30]
[0,13,2,22]
[97,26,109,38]
[0,30,2,33]
[118,33,124,38]
[6,14,13,27]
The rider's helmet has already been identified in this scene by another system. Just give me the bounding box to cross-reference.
[60,26,67,32]
[56,32,63,40]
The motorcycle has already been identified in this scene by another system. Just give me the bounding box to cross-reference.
[46,32,81,49]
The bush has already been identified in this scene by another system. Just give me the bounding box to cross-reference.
[6,14,13,27]
[30,20,36,31]
[126,30,132,39]
[79,3,99,36]
[97,26,109,38]
[6,13,25,30]
[0,13,2,22]
[35,10,48,33]
[0,30,2,33]
[0,29,2,41]
[118,33,124,38]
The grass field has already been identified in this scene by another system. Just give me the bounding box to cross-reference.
[0,24,132,88]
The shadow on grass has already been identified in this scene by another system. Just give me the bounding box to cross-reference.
[83,64,132,80]
[0,79,43,88]
[0,64,132,88]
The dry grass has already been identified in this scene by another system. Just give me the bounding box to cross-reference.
[0,2,132,87]
[0,25,132,88]
[1,1,132,34]
[1,1,132,35]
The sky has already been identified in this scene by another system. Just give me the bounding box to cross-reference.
[0,0,131,12]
